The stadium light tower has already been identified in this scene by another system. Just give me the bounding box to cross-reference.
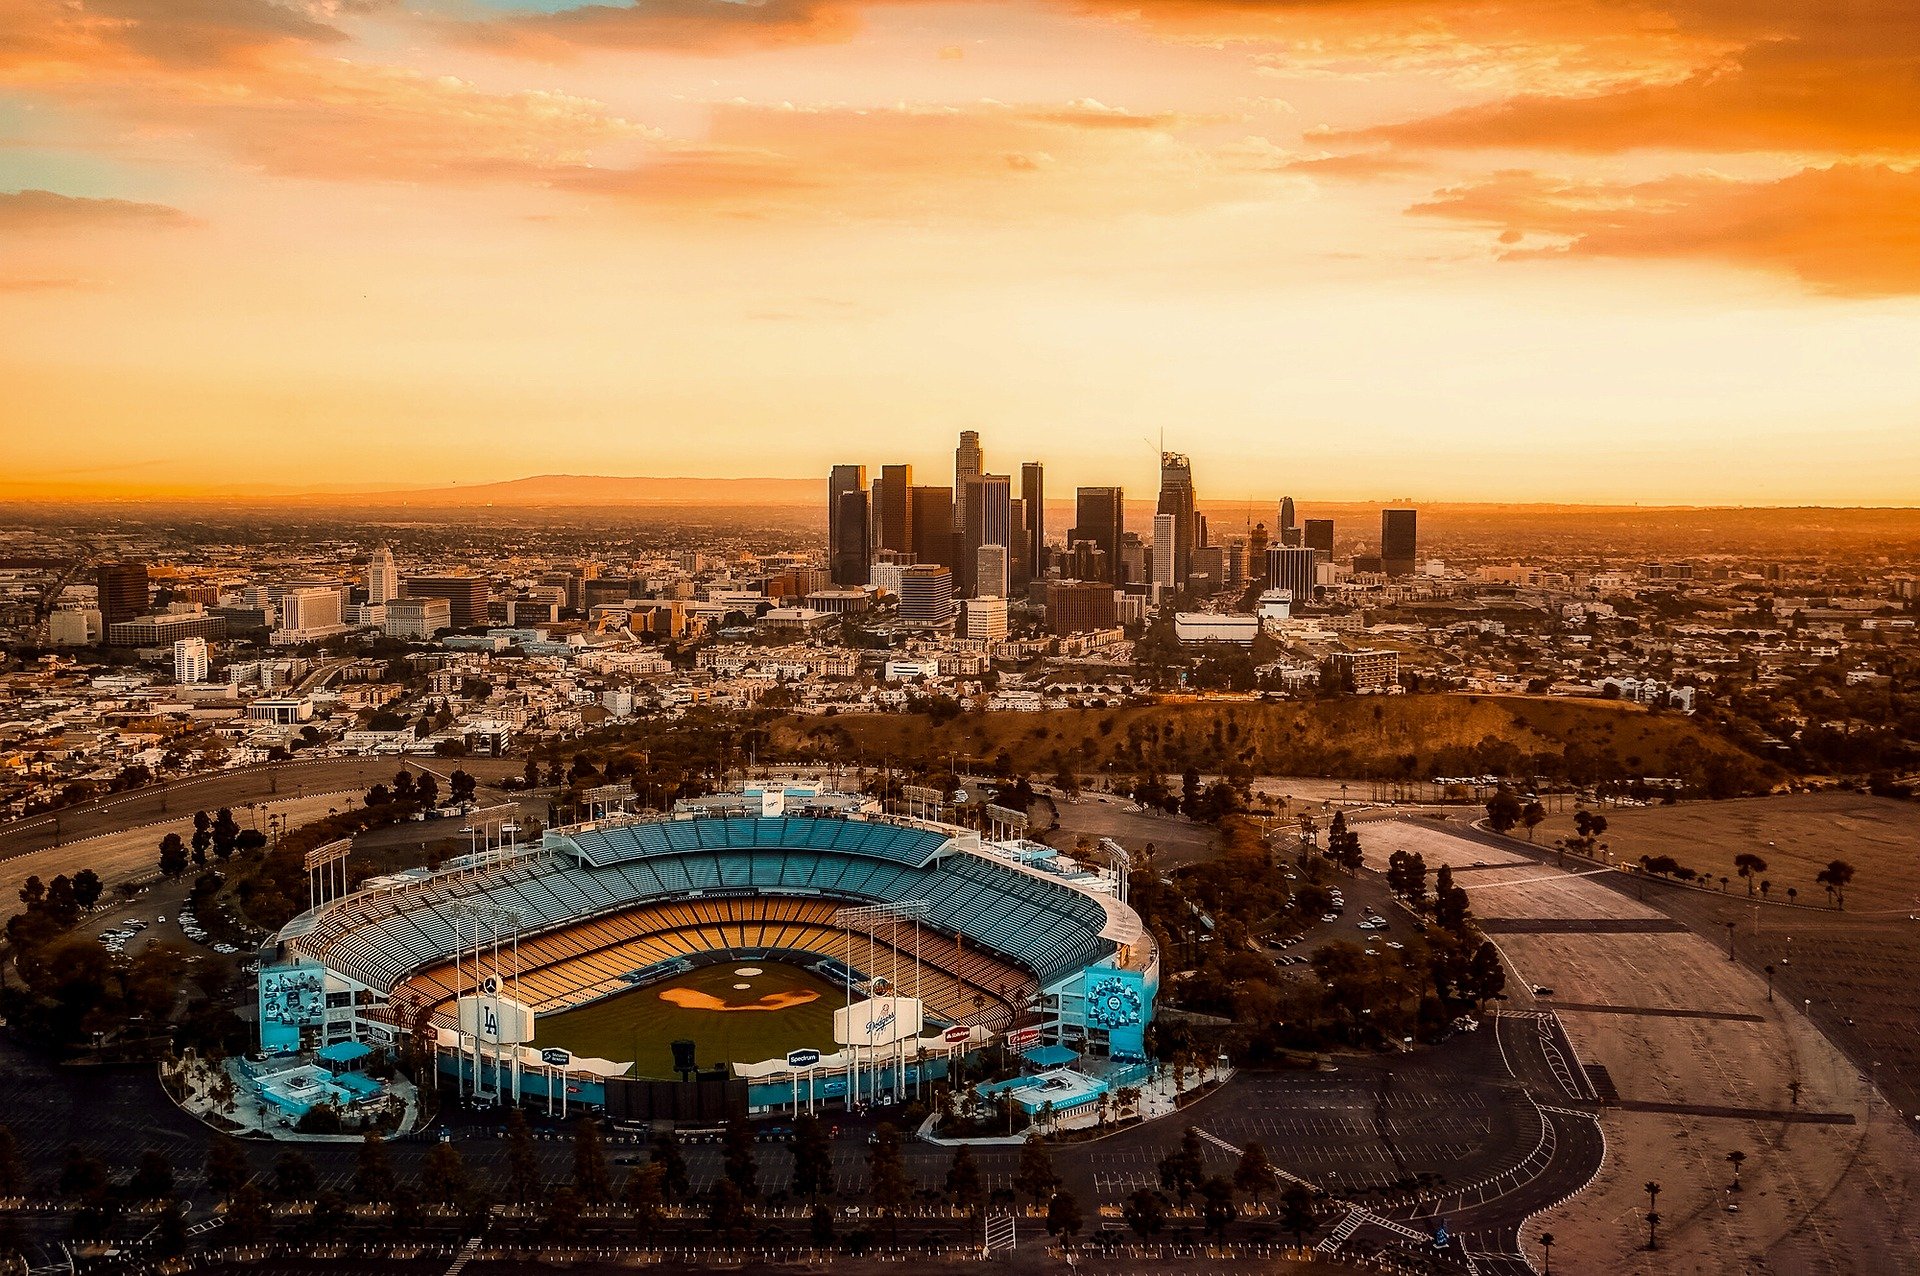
[833,900,929,1105]
[450,901,524,1102]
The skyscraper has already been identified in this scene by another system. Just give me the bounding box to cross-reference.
[1279,497,1301,547]
[96,561,150,629]
[959,472,1012,596]
[1156,451,1197,590]
[1071,487,1124,584]
[1382,508,1418,577]
[1304,518,1335,556]
[366,545,399,605]
[974,544,1009,599]
[1019,462,1045,585]
[1267,546,1318,604]
[909,486,955,570]
[403,574,489,629]
[896,564,955,626]
[173,636,209,685]
[1248,523,1270,586]
[827,464,869,586]
[954,431,983,516]
[1152,512,1178,597]
[876,465,914,555]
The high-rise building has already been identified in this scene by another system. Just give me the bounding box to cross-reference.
[974,544,1009,599]
[1152,512,1178,597]
[909,486,955,570]
[173,636,209,684]
[963,595,1008,641]
[1279,497,1301,547]
[366,545,399,606]
[875,465,914,555]
[1304,518,1335,556]
[1070,487,1124,584]
[96,561,150,630]
[954,431,983,501]
[896,564,955,626]
[1382,508,1418,577]
[403,574,488,629]
[1046,579,1117,635]
[385,597,452,639]
[1156,452,1197,589]
[1247,523,1271,587]
[1267,546,1319,604]
[959,473,1012,596]
[827,464,869,586]
[1118,532,1147,586]
[1019,462,1045,586]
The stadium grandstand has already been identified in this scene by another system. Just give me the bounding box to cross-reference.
[261,785,1158,1114]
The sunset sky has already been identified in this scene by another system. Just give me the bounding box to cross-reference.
[4,0,1918,504]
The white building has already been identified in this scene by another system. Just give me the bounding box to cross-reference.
[274,586,351,644]
[49,608,102,647]
[963,596,1009,642]
[366,545,400,606]
[385,597,451,639]
[1152,513,1177,598]
[173,636,210,685]
[1173,613,1259,646]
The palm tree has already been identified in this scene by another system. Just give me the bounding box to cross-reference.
[1764,964,1775,1003]
[1727,1149,1746,1192]
[1539,1231,1555,1274]
[1644,1181,1662,1250]
[1787,886,1798,906]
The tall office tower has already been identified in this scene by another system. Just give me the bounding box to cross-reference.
[1304,518,1335,556]
[173,636,209,685]
[827,464,869,585]
[281,585,345,633]
[96,561,150,629]
[403,574,489,629]
[1019,462,1045,585]
[1381,508,1418,577]
[1152,512,1178,597]
[1248,523,1271,586]
[1047,579,1117,635]
[366,545,399,605]
[1008,497,1029,587]
[1279,497,1302,547]
[954,431,983,522]
[974,544,1009,599]
[959,472,1012,596]
[1267,546,1319,604]
[875,465,914,554]
[909,486,955,570]
[1225,539,1247,591]
[896,564,955,626]
[963,595,1009,642]
[1156,452,1197,589]
[833,489,872,586]
[1118,532,1147,585]
[1070,486,1125,584]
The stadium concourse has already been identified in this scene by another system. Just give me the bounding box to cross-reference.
[254,784,1159,1121]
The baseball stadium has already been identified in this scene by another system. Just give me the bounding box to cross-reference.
[257,784,1158,1121]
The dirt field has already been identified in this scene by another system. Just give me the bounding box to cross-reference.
[1381,817,1920,1274]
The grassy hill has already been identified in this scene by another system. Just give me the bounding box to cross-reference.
[767,694,1777,794]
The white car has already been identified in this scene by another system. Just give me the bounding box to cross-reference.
[1321,913,1340,923]
[1385,941,1405,950]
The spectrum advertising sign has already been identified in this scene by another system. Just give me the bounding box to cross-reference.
[833,995,924,1049]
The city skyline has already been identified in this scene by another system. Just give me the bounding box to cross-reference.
[4,1,1920,504]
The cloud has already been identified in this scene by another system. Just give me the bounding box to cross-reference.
[0,189,192,229]
[0,0,351,76]
[1412,163,1920,296]
[454,0,864,59]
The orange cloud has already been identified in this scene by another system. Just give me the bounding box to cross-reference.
[0,0,348,78]
[0,189,191,229]
[1413,163,1920,296]
[455,0,864,59]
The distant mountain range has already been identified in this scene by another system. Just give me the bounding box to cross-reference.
[309,474,823,507]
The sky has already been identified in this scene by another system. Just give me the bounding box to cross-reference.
[3,0,1919,505]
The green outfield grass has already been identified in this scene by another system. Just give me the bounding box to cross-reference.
[534,962,845,1078]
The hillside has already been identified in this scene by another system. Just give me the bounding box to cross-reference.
[767,694,1777,793]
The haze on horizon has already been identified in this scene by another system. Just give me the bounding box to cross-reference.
[4,0,1919,506]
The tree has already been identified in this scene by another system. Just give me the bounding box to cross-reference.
[572,1116,612,1203]
[1467,941,1507,1008]
[57,1146,108,1201]
[721,1116,759,1200]
[704,1178,748,1240]
[945,1144,985,1216]
[1279,1182,1315,1244]
[158,832,189,879]
[867,1123,911,1240]
[70,869,102,912]
[1046,1188,1084,1243]
[1817,859,1855,909]
[1521,801,1547,841]
[1734,853,1768,896]
[128,1149,174,1200]
[420,1141,468,1205]
[393,769,416,802]
[1644,1180,1661,1250]
[355,1131,396,1202]
[211,808,240,861]
[1233,1142,1275,1204]
[1123,1187,1166,1239]
[272,1149,317,1201]
[1727,1149,1746,1192]
[791,1114,833,1201]
[649,1131,691,1202]
[543,1185,582,1242]
[1014,1137,1059,1205]
[1486,788,1523,834]
[416,772,440,809]
[623,1163,666,1243]
[1158,1127,1206,1205]
[450,769,478,803]
[1200,1175,1237,1240]
[225,1182,274,1245]
[1539,1231,1555,1274]
[809,1202,836,1249]
[365,783,392,807]
[205,1136,250,1199]
[506,1108,543,1202]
